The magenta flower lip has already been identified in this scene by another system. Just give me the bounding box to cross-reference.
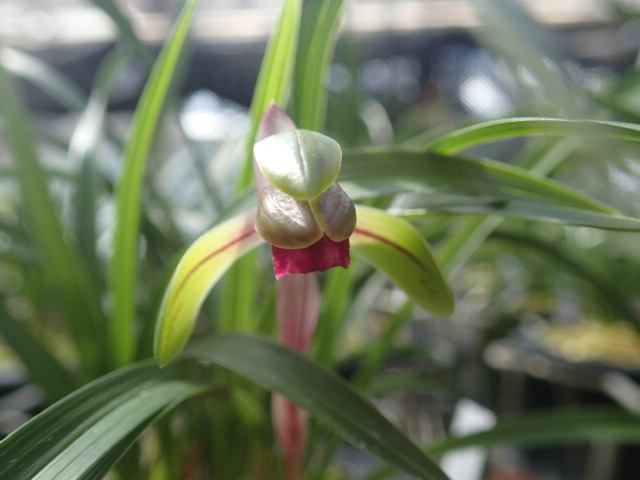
[272,235,350,279]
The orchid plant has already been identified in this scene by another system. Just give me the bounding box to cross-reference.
[3,1,640,480]
[153,103,453,479]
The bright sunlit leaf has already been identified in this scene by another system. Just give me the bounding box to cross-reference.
[154,211,265,366]
[351,206,454,317]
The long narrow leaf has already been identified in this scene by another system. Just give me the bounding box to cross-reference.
[0,47,86,111]
[0,362,206,480]
[0,58,104,376]
[90,0,154,66]
[395,195,640,232]
[236,0,301,190]
[71,50,126,291]
[292,0,344,130]
[341,148,617,213]
[109,0,200,368]
[222,0,301,337]
[187,333,450,480]
[0,307,77,401]
[428,407,640,457]
[417,118,640,154]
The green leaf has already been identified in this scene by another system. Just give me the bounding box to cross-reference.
[0,52,105,376]
[71,50,126,291]
[341,148,617,214]
[236,0,302,190]
[395,194,640,232]
[0,362,206,480]
[90,0,154,66]
[109,0,200,368]
[428,407,640,456]
[351,206,454,317]
[292,0,345,130]
[0,308,77,401]
[154,211,265,367]
[415,117,640,154]
[0,47,86,111]
[187,333,451,480]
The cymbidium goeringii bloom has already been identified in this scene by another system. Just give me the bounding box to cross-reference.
[153,103,454,367]
[253,111,356,278]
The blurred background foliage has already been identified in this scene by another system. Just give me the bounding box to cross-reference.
[2,1,640,479]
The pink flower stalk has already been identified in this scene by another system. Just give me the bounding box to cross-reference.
[254,104,348,479]
[271,273,320,480]
[272,393,308,480]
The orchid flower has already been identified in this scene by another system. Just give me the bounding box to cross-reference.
[153,103,454,479]
[153,103,454,367]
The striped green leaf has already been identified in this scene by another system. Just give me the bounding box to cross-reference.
[0,362,206,480]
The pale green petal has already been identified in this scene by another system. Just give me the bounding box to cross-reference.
[254,129,342,200]
[154,211,265,366]
[351,206,454,317]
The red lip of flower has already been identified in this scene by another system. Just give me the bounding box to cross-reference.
[153,103,454,367]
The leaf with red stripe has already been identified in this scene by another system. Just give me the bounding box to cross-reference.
[351,206,454,317]
[154,211,265,366]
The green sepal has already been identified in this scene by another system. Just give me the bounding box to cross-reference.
[154,211,265,366]
[351,206,454,317]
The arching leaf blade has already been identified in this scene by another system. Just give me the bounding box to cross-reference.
[409,117,640,153]
[341,148,617,214]
[0,362,206,480]
[187,333,451,480]
[428,407,640,457]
